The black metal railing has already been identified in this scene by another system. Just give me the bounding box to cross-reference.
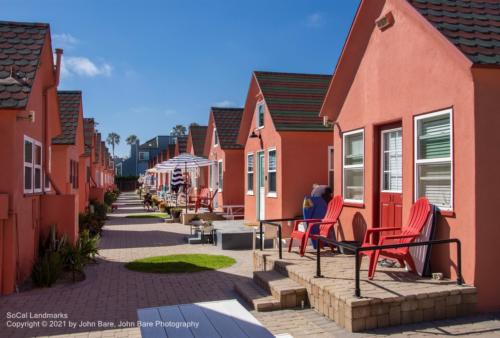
[315,236,463,298]
[259,218,299,259]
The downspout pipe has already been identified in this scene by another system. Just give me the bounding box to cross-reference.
[43,48,64,195]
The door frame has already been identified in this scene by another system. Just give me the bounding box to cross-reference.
[380,127,403,194]
[372,121,402,227]
[256,150,265,220]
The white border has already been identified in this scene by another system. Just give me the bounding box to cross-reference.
[246,152,254,195]
[217,159,223,192]
[342,129,364,203]
[380,127,403,193]
[328,145,334,187]
[267,147,277,197]
[414,108,453,211]
[256,101,265,129]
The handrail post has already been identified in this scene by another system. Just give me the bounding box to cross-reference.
[278,224,282,259]
[259,221,263,251]
[315,237,323,278]
[456,239,463,285]
[355,248,361,297]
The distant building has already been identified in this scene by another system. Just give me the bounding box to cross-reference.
[120,135,174,176]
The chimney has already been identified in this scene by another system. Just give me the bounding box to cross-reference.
[54,48,63,85]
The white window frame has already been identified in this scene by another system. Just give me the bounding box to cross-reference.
[247,153,254,195]
[24,136,43,194]
[267,148,277,197]
[414,108,453,211]
[213,128,219,147]
[380,127,403,193]
[217,159,223,192]
[328,146,334,188]
[342,129,364,203]
[256,102,265,129]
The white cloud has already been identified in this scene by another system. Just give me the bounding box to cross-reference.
[52,33,79,49]
[214,100,234,107]
[164,109,177,116]
[61,56,112,78]
[306,13,325,27]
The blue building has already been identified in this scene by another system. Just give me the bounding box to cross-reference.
[119,136,174,176]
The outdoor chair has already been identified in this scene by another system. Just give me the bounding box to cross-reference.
[194,188,218,212]
[360,197,431,280]
[288,195,344,256]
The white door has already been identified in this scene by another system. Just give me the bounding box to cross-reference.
[257,151,265,220]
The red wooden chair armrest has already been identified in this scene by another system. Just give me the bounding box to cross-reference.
[379,232,419,244]
[292,218,324,231]
[364,227,403,244]
[366,227,402,233]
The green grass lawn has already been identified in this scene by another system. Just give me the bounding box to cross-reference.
[125,213,169,219]
[125,254,236,273]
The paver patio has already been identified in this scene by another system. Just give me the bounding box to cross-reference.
[0,192,498,338]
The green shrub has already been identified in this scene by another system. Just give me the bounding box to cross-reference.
[32,226,65,287]
[79,212,104,237]
[78,230,100,263]
[32,251,63,287]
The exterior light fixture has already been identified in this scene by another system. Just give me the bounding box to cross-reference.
[249,130,261,139]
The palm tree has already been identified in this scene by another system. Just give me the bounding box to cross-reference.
[126,134,138,146]
[170,124,187,136]
[106,132,120,157]
[189,122,200,128]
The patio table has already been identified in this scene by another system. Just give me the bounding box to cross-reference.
[137,299,275,338]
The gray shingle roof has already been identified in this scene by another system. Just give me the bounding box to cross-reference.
[409,0,500,65]
[0,21,49,109]
[211,107,244,149]
[52,91,81,145]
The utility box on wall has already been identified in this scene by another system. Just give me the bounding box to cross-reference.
[0,194,8,219]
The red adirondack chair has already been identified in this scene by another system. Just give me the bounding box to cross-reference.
[288,195,344,256]
[360,197,431,279]
[194,188,218,212]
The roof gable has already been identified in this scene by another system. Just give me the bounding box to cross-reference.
[254,71,332,131]
[83,118,95,156]
[175,135,187,154]
[0,21,50,109]
[409,0,500,66]
[52,91,82,145]
[187,125,208,156]
[212,107,244,149]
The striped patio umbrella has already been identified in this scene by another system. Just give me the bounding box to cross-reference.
[156,153,214,172]
[156,153,214,212]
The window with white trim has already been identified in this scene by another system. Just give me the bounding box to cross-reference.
[24,136,43,194]
[256,102,265,128]
[328,146,334,190]
[267,149,277,196]
[343,130,364,202]
[218,160,223,191]
[415,109,453,210]
[247,153,254,193]
[213,128,219,146]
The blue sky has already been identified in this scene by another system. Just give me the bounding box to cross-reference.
[3,0,358,157]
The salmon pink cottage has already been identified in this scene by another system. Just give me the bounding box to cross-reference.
[319,0,500,311]
[0,21,64,294]
[204,107,245,209]
[238,71,332,232]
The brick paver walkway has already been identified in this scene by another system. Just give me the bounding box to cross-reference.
[0,192,498,337]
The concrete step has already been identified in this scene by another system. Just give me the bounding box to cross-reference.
[253,270,308,309]
[234,280,281,312]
